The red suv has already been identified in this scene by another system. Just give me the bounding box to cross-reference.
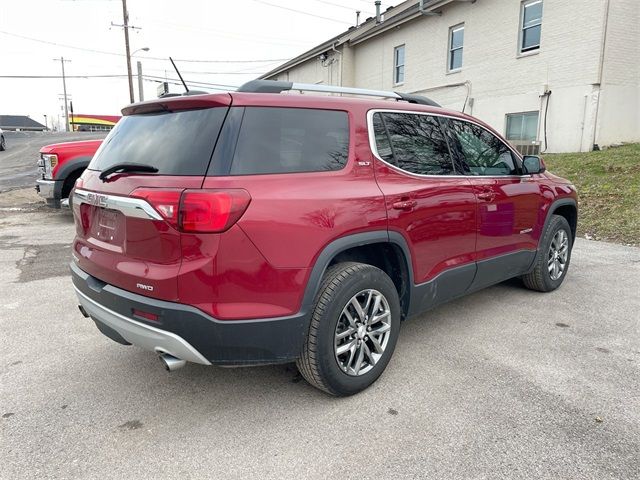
[71,80,577,396]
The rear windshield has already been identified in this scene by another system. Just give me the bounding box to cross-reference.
[229,107,349,175]
[88,107,227,175]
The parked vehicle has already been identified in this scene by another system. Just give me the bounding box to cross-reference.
[71,80,578,396]
[0,128,6,151]
[36,140,102,208]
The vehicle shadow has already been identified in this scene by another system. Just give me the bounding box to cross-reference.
[63,277,528,416]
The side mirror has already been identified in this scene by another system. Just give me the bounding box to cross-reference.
[522,155,546,175]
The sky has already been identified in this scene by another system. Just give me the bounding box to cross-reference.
[1,0,393,130]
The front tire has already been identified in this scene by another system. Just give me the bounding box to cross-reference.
[0,135,5,151]
[522,214,573,292]
[296,262,401,396]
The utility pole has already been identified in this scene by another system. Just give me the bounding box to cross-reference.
[122,0,134,103]
[111,0,140,104]
[137,61,144,101]
[53,57,71,132]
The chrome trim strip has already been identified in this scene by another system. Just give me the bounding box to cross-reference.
[291,82,402,99]
[366,108,529,180]
[75,286,211,365]
[73,188,163,220]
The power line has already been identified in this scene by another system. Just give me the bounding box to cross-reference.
[310,0,374,14]
[163,57,288,64]
[247,0,352,25]
[0,74,129,79]
[144,67,264,75]
[143,75,239,89]
[141,19,313,47]
[0,74,240,88]
[0,29,290,63]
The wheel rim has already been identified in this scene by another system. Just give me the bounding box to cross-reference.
[548,229,569,281]
[334,289,392,377]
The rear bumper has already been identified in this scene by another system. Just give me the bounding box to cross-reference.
[71,262,308,366]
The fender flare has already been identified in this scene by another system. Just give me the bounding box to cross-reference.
[299,230,415,311]
[543,197,578,240]
[526,197,578,273]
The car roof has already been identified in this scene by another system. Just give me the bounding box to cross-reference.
[125,91,469,119]
[121,90,496,137]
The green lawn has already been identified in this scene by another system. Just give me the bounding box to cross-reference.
[544,143,640,246]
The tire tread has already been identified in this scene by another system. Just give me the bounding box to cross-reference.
[522,214,571,292]
[296,262,377,395]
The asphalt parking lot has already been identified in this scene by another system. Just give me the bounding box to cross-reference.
[0,131,105,193]
[1,186,639,479]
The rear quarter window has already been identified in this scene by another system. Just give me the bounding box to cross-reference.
[88,107,227,176]
[229,107,349,175]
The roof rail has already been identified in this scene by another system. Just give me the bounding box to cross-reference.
[236,80,441,107]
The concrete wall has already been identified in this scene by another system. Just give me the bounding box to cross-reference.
[266,0,639,153]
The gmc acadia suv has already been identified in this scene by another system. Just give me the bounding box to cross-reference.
[71,80,577,396]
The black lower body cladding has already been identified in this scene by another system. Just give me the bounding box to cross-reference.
[70,262,308,365]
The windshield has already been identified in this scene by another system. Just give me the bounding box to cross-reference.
[88,107,227,176]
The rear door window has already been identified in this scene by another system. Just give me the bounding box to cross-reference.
[372,112,454,175]
[88,107,227,175]
[229,107,349,175]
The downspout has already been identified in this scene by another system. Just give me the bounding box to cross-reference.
[331,42,342,86]
[420,0,475,16]
[409,80,472,113]
[592,0,611,150]
[419,0,441,16]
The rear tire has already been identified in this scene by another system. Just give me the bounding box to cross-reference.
[522,214,573,292]
[0,135,5,151]
[296,262,401,396]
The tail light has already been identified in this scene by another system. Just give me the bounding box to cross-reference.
[180,189,251,233]
[131,188,251,233]
[131,188,183,228]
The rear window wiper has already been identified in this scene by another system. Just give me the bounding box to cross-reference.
[99,163,159,181]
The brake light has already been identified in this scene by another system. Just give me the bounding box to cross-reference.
[130,188,251,233]
[179,189,251,233]
[131,188,183,228]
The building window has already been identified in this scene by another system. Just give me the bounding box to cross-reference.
[448,24,464,71]
[506,112,539,142]
[520,0,543,53]
[394,45,405,84]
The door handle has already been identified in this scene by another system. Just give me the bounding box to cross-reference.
[477,191,496,201]
[392,199,417,211]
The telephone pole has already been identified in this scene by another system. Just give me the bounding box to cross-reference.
[53,57,71,132]
[137,61,144,101]
[111,0,140,104]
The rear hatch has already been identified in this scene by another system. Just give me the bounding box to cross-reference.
[72,94,231,301]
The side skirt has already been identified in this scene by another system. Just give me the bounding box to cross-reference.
[408,250,536,318]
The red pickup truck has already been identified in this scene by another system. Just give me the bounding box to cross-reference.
[36,139,102,208]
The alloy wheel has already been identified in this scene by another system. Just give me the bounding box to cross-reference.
[334,289,392,376]
[548,229,569,281]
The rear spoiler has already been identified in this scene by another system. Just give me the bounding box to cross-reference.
[121,92,232,116]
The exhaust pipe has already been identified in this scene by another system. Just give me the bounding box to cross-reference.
[159,353,186,372]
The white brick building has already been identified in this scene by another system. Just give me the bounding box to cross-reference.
[261,0,639,153]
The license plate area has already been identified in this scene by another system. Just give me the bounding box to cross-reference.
[89,208,125,246]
